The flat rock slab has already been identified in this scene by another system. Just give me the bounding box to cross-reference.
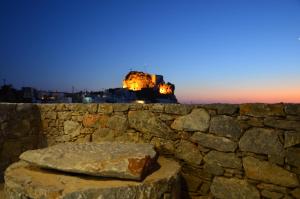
[4,157,181,199]
[20,142,157,180]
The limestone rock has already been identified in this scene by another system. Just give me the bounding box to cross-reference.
[175,140,202,165]
[286,147,300,168]
[243,156,299,187]
[240,103,285,117]
[191,132,237,152]
[4,157,180,199]
[284,131,300,148]
[171,109,210,132]
[203,150,242,169]
[128,110,174,139]
[19,142,158,180]
[201,104,238,115]
[82,114,99,127]
[211,177,260,199]
[64,120,81,138]
[98,104,113,114]
[107,115,128,131]
[239,128,283,155]
[256,183,287,193]
[203,162,224,176]
[112,103,129,112]
[209,115,242,141]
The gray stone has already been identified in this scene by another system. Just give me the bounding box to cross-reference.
[63,120,81,138]
[164,104,192,115]
[261,190,283,199]
[285,104,300,115]
[240,103,285,117]
[239,128,283,155]
[209,115,242,141]
[211,177,260,199]
[286,147,300,168]
[243,156,299,187]
[4,157,180,199]
[171,109,210,132]
[284,131,300,148]
[201,104,238,115]
[20,142,157,180]
[264,118,300,131]
[175,140,202,165]
[128,110,174,139]
[107,115,128,131]
[191,132,237,152]
[203,150,242,169]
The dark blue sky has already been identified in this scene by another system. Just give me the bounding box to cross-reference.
[1,0,300,103]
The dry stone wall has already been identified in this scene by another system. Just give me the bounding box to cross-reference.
[1,103,300,198]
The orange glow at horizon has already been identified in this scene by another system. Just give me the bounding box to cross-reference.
[177,87,300,104]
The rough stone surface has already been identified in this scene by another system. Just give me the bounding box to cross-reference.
[203,150,242,169]
[243,156,299,187]
[209,115,242,141]
[285,104,300,115]
[20,142,157,180]
[210,177,260,199]
[164,104,192,115]
[264,118,300,131]
[175,140,202,165]
[201,104,238,115]
[171,109,210,132]
[240,103,285,117]
[239,128,283,155]
[256,183,287,193]
[4,157,180,199]
[128,110,174,139]
[291,188,300,199]
[284,131,300,148]
[261,190,283,199]
[286,147,300,168]
[191,132,237,152]
[64,120,81,138]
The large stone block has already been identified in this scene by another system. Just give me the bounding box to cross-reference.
[211,177,260,199]
[191,132,237,152]
[264,118,300,131]
[128,110,174,139]
[239,128,283,155]
[209,115,242,141]
[20,142,157,180]
[175,140,202,165]
[171,109,210,132]
[201,104,238,115]
[240,104,285,117]
[243,156,299,187]
[203,150,242,169]
[107,115,128,131]
[63,120,81,138]
[5,157,180,199]
[285,104,300,116]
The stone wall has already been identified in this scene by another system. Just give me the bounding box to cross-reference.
[1,103,300,198]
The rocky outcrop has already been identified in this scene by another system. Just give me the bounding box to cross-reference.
[4,157,181,199]
[20,142,158,180]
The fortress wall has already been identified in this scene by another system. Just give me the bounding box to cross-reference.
[1,103,300,198]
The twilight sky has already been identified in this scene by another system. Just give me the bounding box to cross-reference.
[1,0,300,103]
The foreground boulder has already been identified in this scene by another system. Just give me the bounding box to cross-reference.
[20,142,157,180]
[4,157,181,199]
